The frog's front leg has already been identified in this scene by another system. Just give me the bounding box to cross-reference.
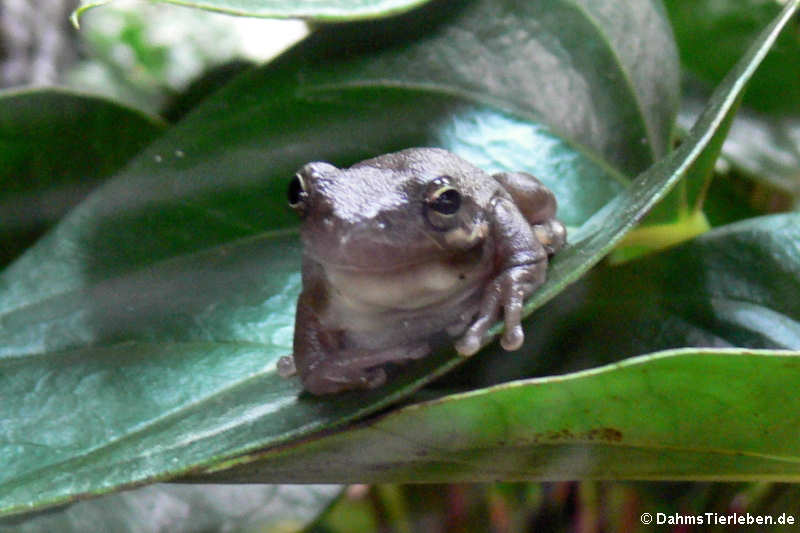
[454,196,548,357]
[493,171,566,256]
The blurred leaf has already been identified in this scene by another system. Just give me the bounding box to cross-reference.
[0,484,340,533]
[702,172,772,228]
[679,82,800,201]
[196,349,800,483]
[0,0,795,519]
[663,0,800,116]
[0,89,165,267]
[546,213,800,372]
[74,0,436,23]
[68,5,308,114]
[161,59,256,122]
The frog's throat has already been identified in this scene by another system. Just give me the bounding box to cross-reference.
[321,251,490,311]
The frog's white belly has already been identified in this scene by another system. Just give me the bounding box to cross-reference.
[328,259,484,309]
[321,257,488,340]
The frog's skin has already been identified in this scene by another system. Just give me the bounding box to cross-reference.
[278,148,566,395]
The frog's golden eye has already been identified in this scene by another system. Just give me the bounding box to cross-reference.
[288,173,308,212]
[425,178,462,229]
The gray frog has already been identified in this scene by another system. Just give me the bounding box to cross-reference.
[278,148,566,395]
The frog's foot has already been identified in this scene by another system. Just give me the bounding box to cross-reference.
[338,343,430,369]
[533,219,567,256]
[455,261,546,357]
[303,364,388,395]
[301,343,430,395]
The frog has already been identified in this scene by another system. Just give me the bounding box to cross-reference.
[277,147,566,395]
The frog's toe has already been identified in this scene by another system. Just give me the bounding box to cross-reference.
[455,332,482,357]
[499,285,525,351]
[534,220,567,255]
[501,324,524,351]
[276,355,297,377]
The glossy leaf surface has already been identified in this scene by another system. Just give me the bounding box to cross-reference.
[260,0,678,177]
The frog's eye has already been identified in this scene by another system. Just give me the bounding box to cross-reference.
[429,186,461,215]
[288,173,308,212]
[425,179,462,229]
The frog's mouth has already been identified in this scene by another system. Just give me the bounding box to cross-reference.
[302,221,489,274]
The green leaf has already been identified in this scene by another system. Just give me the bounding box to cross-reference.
[0,89,165,267]
[617,0,800,254]
[0,0,795,518]
[73,0,436,24]
[679,83,800,201]
[597,212,799,351]
[664,0,800,116]
[194,349,800,483]
[0,484,340,532]
[0,92,621,516]
[581,213,800,356]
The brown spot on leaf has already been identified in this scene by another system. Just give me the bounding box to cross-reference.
[529,427,623,444]
[584,427,623,442]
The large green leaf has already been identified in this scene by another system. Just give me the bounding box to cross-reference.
[0,0,795,519]
[195,349,800,483]
[74,0,435,23]
[0,89,164,267]
[0,96,619,516]
[260,0,678,177]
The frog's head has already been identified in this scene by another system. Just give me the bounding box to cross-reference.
[288,148,497,272]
